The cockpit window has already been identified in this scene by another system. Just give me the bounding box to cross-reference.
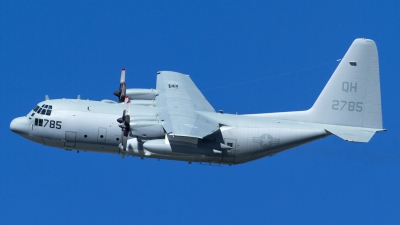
[33,105,53,116]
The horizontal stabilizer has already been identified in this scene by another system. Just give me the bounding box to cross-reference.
[325,125,385,143]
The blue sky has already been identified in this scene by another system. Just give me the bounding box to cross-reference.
[1,1,399,224]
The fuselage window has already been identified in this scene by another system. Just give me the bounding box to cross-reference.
[46,110,52,116]
[31,113,35,117]
[41,109,46,115]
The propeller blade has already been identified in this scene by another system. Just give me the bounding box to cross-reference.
[122,135,128,151]
[124,96,130,117]
[113,68,127,103]
[120,83,126,103]
[120,68,126,84]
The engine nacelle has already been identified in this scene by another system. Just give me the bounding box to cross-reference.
[130,100,156,107]
[130,121,164,139]
[126,88,159,100]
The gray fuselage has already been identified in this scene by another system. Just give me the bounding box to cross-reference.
[12,98,329,165]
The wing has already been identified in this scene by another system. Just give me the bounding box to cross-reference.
[156,71,219,138]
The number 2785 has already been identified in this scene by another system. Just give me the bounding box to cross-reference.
[332,100,363,112]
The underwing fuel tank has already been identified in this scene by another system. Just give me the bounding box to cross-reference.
[143,139,232,155]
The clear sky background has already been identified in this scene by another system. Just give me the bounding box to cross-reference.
[1,1,399,224]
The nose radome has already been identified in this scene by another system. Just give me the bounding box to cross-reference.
[10,117,30,135]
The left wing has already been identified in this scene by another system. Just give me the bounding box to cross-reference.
[156,71,219,138]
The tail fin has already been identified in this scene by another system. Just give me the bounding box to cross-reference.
[308,38,383,129]
[252,38,385,142]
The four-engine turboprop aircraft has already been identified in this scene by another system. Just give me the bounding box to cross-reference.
[10,38,385,165]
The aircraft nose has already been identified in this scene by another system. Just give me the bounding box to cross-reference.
[10,117,30,135]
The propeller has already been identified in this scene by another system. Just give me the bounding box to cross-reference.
[113,68,126,103]
[117,96,131,158]
[115,68,130,158]
[118,96,131,152]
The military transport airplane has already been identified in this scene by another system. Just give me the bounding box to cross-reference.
[10,38,385,165]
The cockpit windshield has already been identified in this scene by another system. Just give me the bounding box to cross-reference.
[33,105,53,116]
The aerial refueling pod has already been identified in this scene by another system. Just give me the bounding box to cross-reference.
[126,88,159,100]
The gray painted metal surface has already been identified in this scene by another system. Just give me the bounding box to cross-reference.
[10,38,385,165]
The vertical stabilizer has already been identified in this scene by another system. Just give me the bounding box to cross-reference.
[309,38,383,129]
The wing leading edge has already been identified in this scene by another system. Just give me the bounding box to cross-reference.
[156,71,219,138]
